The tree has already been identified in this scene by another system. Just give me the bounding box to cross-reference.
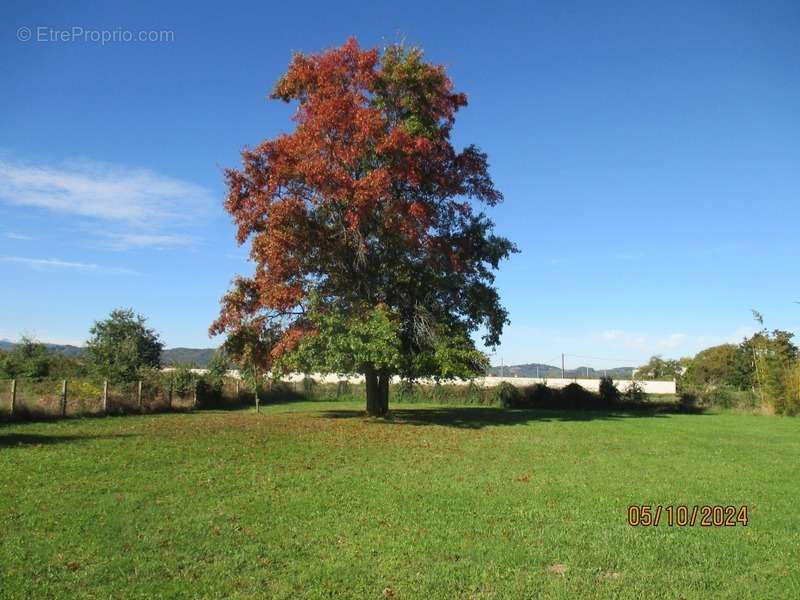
[743,327,798,412]
[205,348,231,394]
[86,309,163,383]
[0,337,51,379]
[682,344,750,390]
[211,39,516,416]
[634,355,683,381]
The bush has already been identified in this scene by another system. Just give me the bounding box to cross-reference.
[560,383,601,409]
[522,383,555,408]
[598,376,621,405]
[168,366,197,396]
[302,376,317,394]
[624,381,647,403]
[336,379,354,398]
[678,391,702,412]
[493,381,523,408]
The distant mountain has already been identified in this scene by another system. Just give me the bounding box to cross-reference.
[0,340,86,358]
[0,340,218,367]
[160,347,217,367]
[488,362,635,379]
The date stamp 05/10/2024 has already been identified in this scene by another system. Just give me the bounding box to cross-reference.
[627,505,749,527]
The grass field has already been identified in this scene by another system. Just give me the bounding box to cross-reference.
[1,401,799,598]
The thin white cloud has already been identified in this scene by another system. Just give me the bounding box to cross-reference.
[0,158,212,248]
[6,232,33,240]
[0,255,138,275]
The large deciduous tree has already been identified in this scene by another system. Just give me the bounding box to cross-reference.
[211,39,516,415]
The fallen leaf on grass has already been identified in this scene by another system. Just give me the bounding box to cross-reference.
[258,557,271,567]
[65,561,80,571]
[383,587,395,597]
[547,564,567,576]
[516,474,533,483]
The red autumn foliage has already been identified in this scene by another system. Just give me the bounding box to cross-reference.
[211,38,513,368]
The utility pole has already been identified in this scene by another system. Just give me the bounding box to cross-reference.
[561,353,565,379]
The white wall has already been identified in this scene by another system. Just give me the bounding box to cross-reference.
[186,370,676,395]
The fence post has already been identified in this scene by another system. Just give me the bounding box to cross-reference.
[254,379,259,414]
[137,380,143,411]
[192,380,198,410]
[102,379,108,414]
[235,379,240,402]
[168,384,173,410]
[61,379,68,417]
[9,379,16,418]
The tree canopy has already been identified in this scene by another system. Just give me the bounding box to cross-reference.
[211,39,516,415]
[634,355,684,381]
[87,308,163,383]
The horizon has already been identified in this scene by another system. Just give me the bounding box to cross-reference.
[2,2,799,368]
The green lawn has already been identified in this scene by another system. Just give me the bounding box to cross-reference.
[1,402,798,599]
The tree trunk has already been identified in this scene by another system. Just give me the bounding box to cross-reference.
[364,365,389,417]
[378,372,390,415]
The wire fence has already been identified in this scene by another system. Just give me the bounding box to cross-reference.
[0,376,368,421]
[0,377,216,420]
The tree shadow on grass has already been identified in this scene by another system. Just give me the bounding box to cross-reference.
[0,432,139,449]
[317,405,700,430]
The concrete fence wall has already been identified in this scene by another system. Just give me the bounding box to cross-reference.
[169,369,677,395]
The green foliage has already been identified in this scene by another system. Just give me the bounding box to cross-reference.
[492,381,522,408]
[86,308,163,383]
[0,339,88,381]
[745,321,798,414]
[682,344,752,390]
[624,380,647,403]
[168,366,197,397]
[598,376,621,404]
[521,383,555,408]
[559,383,599,409]
[282,301,403,376]
[635,356,683,381]
[784,362,800,416]
[284,298,490,384]
[204,349,230,393]
[0,337,50,379]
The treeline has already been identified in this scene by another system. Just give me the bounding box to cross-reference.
[636,316,799,414]
[0,309,233,400]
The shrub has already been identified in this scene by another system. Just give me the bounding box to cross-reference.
[336,379,353,398]
[493,381,523,408]
[522,383,555,408]
[302,376,316,394]
[678,391,702,413]
[465,381,487,405]
[624,381,647,403]
[560,383,599,409]
[205,350,230,394]
[169,366,197,397]
[598,376,621,405]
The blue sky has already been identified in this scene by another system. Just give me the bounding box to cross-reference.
[1,1,798,368]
